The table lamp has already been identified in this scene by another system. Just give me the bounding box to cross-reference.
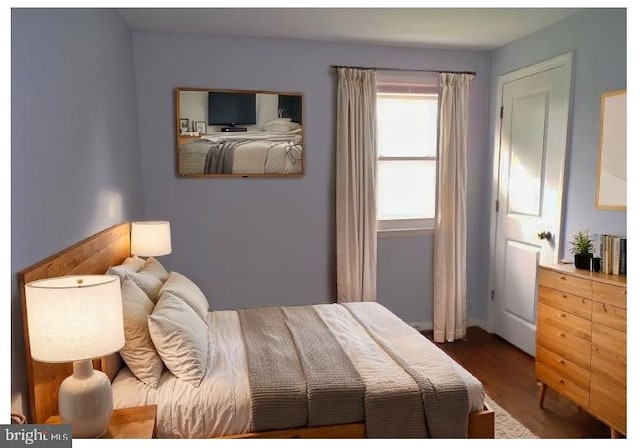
[130,221,172,257]
[25,275,125,438]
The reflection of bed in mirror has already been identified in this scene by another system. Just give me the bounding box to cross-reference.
[176,88,304,177]
[180,128,303,175]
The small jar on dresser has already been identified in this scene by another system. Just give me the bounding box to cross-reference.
[536,263,626,438]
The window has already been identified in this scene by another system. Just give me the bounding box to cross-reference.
[376,75,439,233]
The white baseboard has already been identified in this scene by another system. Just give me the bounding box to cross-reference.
[467,317,487,332]
[407,318,487,333]
[407,321,433,332]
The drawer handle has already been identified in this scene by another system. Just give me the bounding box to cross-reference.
[558,332,566,338]
[558,379,565,385]
[602,304,607,312]
[559,313,566,318]
[559,359,565,365]
[560,276,566,281]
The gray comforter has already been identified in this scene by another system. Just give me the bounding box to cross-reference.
[237,303,470,438]
[203,141,235,174]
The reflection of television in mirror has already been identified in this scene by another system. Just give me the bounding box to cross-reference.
[278,94,302,124]
[208,92,256,131]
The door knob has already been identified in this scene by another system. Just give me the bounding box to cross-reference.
[537,231,552,240]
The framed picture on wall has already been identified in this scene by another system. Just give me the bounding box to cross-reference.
[595,89,626,210]
[195,121,207,134]
[179,118,189,134]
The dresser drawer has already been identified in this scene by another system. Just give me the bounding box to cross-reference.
[538,268,591,298]
[592,344,626,390]
[592,282,626,309]
[537,303,591,341]
[592,322,626,358]
[592,301,626,332]
[590,377,626,434]
[536,363,589,408]
[536,345,590,390]
[536,321,591,370]
[538,285,592,320]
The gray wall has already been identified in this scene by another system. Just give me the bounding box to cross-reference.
[132,33,491,326]
[482,8,627,325]
[11,9,144,415]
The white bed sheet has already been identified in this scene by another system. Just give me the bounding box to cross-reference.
[112,306,485,438]
[179,132,303,175]
[113,311,251,438]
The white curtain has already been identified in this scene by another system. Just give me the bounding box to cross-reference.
[336,68,378,303]
[433,72,474,342]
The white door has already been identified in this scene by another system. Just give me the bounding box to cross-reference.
[491,55,572,355]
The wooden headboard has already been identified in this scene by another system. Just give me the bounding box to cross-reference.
[18,223,131,424]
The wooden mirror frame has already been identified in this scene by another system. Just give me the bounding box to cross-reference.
[174,87,306,178]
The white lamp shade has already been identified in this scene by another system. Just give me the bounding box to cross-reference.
[131,221,172,257]
[25,275,125,363]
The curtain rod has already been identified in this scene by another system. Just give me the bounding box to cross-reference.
[329,65,476,76]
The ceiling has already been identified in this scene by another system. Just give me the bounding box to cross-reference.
[118,8,582,51]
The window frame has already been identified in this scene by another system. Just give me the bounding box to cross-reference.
[376,88,439,235]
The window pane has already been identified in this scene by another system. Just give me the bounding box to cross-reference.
[377,95,438,157]
[377,160,436,220]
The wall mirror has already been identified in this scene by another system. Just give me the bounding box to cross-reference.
[595,89,626,210]
[175,88,304,177]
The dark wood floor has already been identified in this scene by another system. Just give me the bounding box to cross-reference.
[424,327,611,438]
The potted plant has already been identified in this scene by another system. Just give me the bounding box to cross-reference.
[569,230,594,270]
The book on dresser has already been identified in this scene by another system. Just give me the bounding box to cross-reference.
[619,239,626,275]
[536,263,627,438]
[593,233,626,275]
[612,238,620,275]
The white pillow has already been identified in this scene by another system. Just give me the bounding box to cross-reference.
[159,271,209,321]
[119,278,164,388]
[148,291,209,387]
[125,271,163,303]
[124,256,146,270]
[140,257,169,282]
[106,256,145,282]
[262,118,302,133]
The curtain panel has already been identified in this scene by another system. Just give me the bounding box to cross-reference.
[433,72,474,342]
[335,68,378,303]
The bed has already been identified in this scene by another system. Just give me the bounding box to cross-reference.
[179,131,303,175]
[19,223,494,438]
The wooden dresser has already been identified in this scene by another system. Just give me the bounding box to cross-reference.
[536,263,627,437]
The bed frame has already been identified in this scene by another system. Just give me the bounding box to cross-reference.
[19,223,495,438]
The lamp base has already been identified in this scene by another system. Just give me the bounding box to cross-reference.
[59,360,113,438]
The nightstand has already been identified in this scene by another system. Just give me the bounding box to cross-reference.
[46,405,157,439]
[178,135,202,145]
